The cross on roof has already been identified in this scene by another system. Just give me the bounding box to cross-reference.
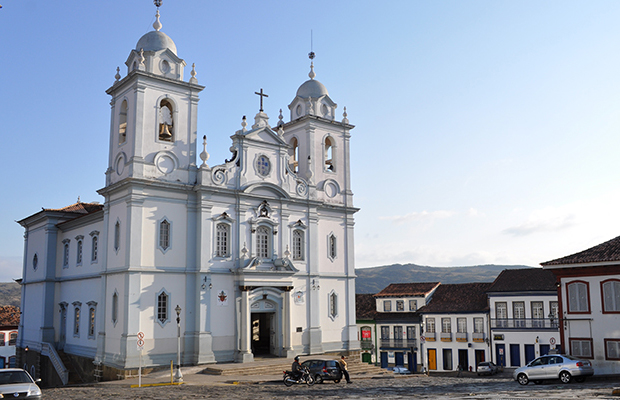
[255,88,268,112]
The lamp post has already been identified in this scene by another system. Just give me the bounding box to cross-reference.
[174,304,183,382]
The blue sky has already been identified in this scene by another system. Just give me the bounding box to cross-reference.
[2,1,620,281]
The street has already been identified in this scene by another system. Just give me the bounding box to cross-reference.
[40,373,619,399]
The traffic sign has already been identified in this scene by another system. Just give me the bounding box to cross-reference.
[137,331,145,339]
[137,331,145,351]
[420,335,426,343]
[550,337,556,345]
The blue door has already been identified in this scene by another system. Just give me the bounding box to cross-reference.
[510,344,520,367]
[395,352,404,367]
[496,344,505,367]
[408,352,417,373]
[524,344,535,364]
[540,344,550,356]
[380,352,388,368]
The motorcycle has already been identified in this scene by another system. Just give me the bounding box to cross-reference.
[283,366,315,386]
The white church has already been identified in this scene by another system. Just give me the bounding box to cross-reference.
[17,5,359,384]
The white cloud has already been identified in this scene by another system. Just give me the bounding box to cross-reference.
[502,207,576,236]
[379,210,456,225]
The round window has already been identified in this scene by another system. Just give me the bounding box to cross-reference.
[256,155,271,176]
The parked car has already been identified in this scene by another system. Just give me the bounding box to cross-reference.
[392,366,412,374]
[0,368,42,399]
[301,359,343,383]
[513,354,594,385]
[477,361,498,376]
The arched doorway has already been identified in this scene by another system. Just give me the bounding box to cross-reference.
[249,288,283,357]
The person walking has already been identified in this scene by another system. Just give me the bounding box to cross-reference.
[339,355,352,383]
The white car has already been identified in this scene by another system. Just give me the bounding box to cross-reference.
[513,354,594,385]
[0,368,42,399]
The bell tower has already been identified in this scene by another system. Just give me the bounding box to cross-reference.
[104,3,204,187]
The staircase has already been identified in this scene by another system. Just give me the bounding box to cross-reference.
[56,350,84,385]
[202,356,390,378]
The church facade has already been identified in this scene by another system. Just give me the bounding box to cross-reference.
[17,7,358,382]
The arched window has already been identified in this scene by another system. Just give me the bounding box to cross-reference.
[32,254,38,271]
[292,229,304,260]
[602,279,620,313]
[159,219,171,251]
[324,137,334,171]
[88,306,96,338]
[290,137,299,173]
[76,236,83,266]
[62,240,70,268]
[73,305,81,337]
[216,223,230,257]
[114,221,121,252]
[91,235,98,262]
[112,291,118,325]
[328,234,337,261]
[567,281,590,313]
[256,226,271,259]
[119,100,128,144]
[158,99,174,142]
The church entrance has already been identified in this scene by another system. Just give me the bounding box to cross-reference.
[251,312,275,355]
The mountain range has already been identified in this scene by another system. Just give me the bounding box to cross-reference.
[355,263,533,294]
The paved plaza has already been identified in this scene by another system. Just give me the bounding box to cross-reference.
[39,370,619,399]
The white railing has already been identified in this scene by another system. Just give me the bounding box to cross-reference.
[41,343,68,385]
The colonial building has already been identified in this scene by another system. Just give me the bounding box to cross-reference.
[0,306,19,369]
[486,268,559,368]
[355,293,378,364]
[542,236,620,375]
[373,282,439,371]
[17,5,358,384]
[417,282,492,372]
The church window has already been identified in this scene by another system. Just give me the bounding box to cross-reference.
[292,229,304,260]
[216,223,230,257]
[329,291,338,319]
[114,221,121,252]
[324,137,334,171]
[62,240,70,268]
[76,236,83,266]
[256,226,271,259]
[119,100,128,144]
[289,138,299,173]
[112,291,118,325]
[157,290,169,326]
[88,304,96,339]
[256,155,271,176]
[91,235,98,262]
[73,302,82,337]
[159,219,171,252]
[327,234,337,261]
[32,254,38,271]
[158,99,174,142]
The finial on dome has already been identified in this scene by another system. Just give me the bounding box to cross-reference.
[277,109,284,127]
[241,115,247,132]
[114,67,121,84]
[199,134,210,168]
[153,0,163,32]
[308,61,316,80]
[342,106,349,124]
[190,63,198,84]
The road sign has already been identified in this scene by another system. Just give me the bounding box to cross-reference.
[137,331,145,340]
[420,335,426,343]
[137,331,145,351]
[550,337,556,345]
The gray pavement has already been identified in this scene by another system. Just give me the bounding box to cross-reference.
[40,367,620,399]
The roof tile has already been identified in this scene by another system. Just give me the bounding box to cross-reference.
[541,235,620,266]
[417,282,492,313]
[374,282,440,298]
[487,268,556,292]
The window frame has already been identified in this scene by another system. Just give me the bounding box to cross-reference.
[75,235,84,266]
[383,300,392,312]
[8,332,16,347]
[604,338,620,360]
[380,326,390,340]
[90,230,99,263]
[329,290,338,320]
[87,301,97,340]
[409,299,417,311]
[114,220,121,253]
[396,300,404,311]
[62,239,70,268]
[426,318,436,333]
[72,301,82,337]
[215,222,231,258]
[292,229,304,261]
[156,289,170,327]
[569,337,593,359]
[323,135,336,172]
[407,326,416,340]
[256,225,271,259]
[601,279,620,314]
[457,318,467,333]
[474,317,484,333]
[112,291,119,326]
[567,280,591,314]
[158,218,172,253]
[0,332,5,346]
[327,233,337,261]
[441,318,451,334]
[394,326,403,340]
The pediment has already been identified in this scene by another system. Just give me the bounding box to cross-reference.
[240,257,298,273]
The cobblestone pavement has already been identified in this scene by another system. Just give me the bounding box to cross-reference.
[40,374,619,399]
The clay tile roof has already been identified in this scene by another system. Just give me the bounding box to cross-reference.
[487,268,557,292]
[0,306,20,326]
[356,294,377,320]
[373,282,440,298]
[417,282,492,313]
[541,235,620,266]
[46,202,103,214]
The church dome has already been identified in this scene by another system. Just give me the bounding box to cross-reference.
[296,79,328,98]
[136,31,177,55]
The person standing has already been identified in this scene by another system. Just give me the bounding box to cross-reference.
[339,355,352,383]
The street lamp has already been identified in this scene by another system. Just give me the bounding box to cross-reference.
[174,304,183,382]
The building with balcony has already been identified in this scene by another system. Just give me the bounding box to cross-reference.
[542,235,620,376]
[373,282,440,370]
[486,268,559,368]
[417,282,492,372]
[356,293,378,364]
[0,306,19,369]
